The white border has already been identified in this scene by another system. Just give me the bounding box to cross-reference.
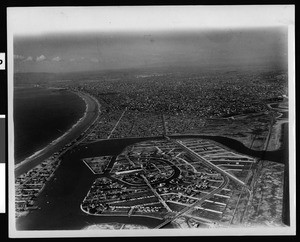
[7,5,295,237]
[8,5,15,236]
[287,23,296,233]
[7,5,295,35]
[0,164,5,213]
[0,118,5,214]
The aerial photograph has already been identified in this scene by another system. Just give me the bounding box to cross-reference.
[8,6,294,237]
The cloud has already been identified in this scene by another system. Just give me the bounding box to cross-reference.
[14,54,25,60]
[52,56,61,62]
[24,56,33,61]
[90,58,99,63]
[36,55,46,62]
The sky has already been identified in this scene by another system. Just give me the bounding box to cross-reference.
[9,6,293,73]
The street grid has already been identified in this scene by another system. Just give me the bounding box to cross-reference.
[80,137,256,227]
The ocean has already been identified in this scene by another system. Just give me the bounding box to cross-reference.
[14,87,86,164]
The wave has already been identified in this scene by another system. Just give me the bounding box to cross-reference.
[15,90,89,169]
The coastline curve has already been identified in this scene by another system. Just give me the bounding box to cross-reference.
[15,90,100,177]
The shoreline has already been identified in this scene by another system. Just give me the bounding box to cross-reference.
[15,129,288,230]
[15,90,89,169]
[86,133,286,164]
[15,89,100,176]
[80,202,164,222]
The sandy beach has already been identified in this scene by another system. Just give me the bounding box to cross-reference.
[15,91,100,177]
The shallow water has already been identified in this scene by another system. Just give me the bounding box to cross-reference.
[14,87,86,164]
[16,133,288,230]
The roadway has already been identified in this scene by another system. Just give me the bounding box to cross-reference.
[140,174,173,213]
[154,175,229,229]
[107,108,127,139]
[153,135,248,229]
[169,137,248,189]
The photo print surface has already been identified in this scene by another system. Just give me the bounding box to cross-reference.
[7,5,295,237]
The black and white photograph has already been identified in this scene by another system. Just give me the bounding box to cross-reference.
[0,117,5,213]
[0,117,5,164]
[7,5,295,237]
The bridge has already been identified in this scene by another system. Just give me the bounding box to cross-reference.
[153,135,250,229]
[154,175,229,229]
[128,206,136,217]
